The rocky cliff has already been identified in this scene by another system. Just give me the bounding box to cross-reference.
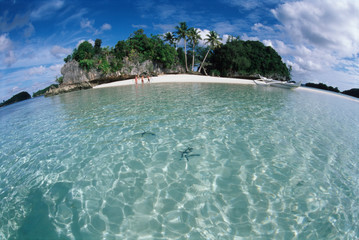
[46,58,185,96]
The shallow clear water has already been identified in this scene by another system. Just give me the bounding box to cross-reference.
[1,83,359,239]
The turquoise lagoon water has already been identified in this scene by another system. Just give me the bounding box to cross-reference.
[0,83,359,239]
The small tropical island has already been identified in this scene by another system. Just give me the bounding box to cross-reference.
[42,22,291,96]
[2,22,358,107]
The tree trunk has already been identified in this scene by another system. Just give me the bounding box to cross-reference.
[203,67,208,76]
[192,43,195,72]
[184,39,188,72]
[198,49,210,73]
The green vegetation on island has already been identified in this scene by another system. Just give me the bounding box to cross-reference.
[209,38,290,79]
[0,91,31,107]
[163,22,290,79]
[341,88,359,98]
[32,84,59,98]
[64,29,179,74]
[305,83,340,93]
[60,22,290,81]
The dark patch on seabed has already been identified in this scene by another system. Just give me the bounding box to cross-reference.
[180,147,200,161]
[136,129,156,137]
[11,189,58,240]
[11,182,82,240]
[141,131,156,137]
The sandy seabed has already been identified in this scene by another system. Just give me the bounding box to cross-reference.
[94,74,359,103]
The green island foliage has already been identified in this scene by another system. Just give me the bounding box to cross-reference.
[342,88,359,98]
[32,84,59,98]
[207,38,290,79]
[61,25,290,81]
[64,29,179,73]
[1,91,31,107]
[305,82,340,93]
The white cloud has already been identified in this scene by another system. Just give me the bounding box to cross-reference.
[76,39,95,47]
[266,0,359,89]
[23,23,35,38]
[27,64,62,76]
[197,29,210,46]
[0,34,16,66]
[263,39,291,56]
[49,64,63,72]
[60,9,87,28]
[50,45,72,58]
[1,63,64,101]
[221,34,231,44]
[4,50,16,66]
[101,23,112,31]
[252,23,273,33]
[95,23,112,35]
[241,33,259,41]
[80,18,112,35]
[80,18,95,31]
[222,0,260,10]
[0,33,12,52]
[153,24,175,32]
[31,0,65,20]
[28,65,46,75]
[132,24,148,29]
[0,12,30,32]
[213,21,238,35]
[272,0,359,57]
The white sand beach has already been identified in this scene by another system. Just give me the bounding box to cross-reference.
[93,74,255,89]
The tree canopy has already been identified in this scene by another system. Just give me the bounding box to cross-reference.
[208,38,290,79]
[64,29,179,73]
[175,22,189,72]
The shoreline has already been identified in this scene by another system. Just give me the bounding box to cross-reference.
[93,74,358,103]
[93,74,255,89]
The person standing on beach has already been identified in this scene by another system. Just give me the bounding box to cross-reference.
[135,75,138,84]
[147,75,150,83]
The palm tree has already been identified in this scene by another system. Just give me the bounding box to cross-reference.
[164,32,177,48]
[188,28,202,72]
[175,22,189,72]
[198,31,222,74]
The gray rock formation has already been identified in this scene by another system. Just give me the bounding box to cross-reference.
[61,60,100,85]
[46,59,185,96]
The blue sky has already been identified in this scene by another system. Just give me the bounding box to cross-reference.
[0,0,358,101]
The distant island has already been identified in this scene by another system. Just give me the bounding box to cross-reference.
[0,91,31,107]
[304,83,359,98]
[305,83,340,93]
[342,88,359,98]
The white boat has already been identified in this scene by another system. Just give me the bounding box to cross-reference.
[253,75,300,89]
[269,81,301,89]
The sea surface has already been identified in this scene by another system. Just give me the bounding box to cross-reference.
[0,83,358,239]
